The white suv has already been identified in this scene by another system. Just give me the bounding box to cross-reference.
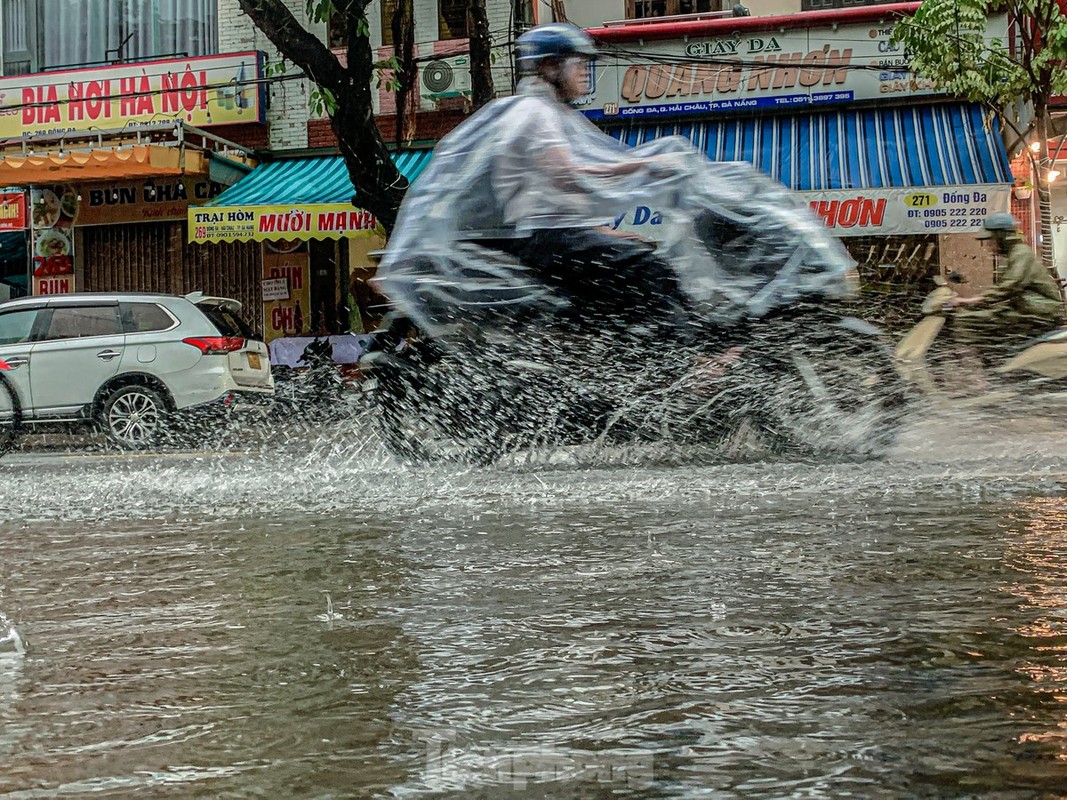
[0,292,273,448]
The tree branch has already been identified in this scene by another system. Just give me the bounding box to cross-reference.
[237,0,345,90]
[240,0,408,232]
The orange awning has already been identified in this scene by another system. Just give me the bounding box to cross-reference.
[0,145,205,183]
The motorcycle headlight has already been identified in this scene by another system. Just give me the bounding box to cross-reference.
[843,267,861,296]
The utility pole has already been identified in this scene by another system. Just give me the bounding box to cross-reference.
[468,0,495,108]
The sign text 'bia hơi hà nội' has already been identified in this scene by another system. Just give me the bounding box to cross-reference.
[581,15,1007,119]
[188,205,380,243]
[2,51,264,137]
[608,185,1011,238]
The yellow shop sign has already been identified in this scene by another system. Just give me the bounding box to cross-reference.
[0,51,264,137]
[188,204,381,243]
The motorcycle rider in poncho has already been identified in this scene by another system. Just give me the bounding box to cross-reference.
[374,23,854,346]
[374,23,716,342]
[366,25,901,462]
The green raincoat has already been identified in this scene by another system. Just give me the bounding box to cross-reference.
[956,238,1064,343]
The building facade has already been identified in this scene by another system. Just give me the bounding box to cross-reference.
[0,0,1029,337]
[0,0,280,331]
[581,1,1019,325]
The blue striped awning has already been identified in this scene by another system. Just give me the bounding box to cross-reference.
[606,103,1011,191]
[202,150,433,207]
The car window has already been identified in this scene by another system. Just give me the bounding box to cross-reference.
[0,309,38,345]
[42,306,121,340]
[201,306,255,339]
[120,302,175,333]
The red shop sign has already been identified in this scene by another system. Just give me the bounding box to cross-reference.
[0,193,27,231]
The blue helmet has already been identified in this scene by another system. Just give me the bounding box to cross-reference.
[515,24,597,74]
[976,212,1019,239]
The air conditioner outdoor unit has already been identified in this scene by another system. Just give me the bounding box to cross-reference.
[420,55,472,100]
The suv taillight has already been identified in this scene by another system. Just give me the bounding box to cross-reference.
[183,336,245,355]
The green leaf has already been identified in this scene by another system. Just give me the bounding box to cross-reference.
[306,0,334,24]
[309,86,338,117]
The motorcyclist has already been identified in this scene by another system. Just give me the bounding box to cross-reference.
[489,23,691,336]
[950,213,1064,347]
[377,23,693,343]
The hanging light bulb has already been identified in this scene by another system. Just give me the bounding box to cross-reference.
[1048,169,1061,182]
[1031,141,1042,152]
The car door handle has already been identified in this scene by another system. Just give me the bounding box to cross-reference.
[96,350,122,361]
[3,356,27,369]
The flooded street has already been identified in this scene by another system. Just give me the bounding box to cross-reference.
[2,411,1067,798]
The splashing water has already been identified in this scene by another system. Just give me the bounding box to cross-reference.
[0,614,24,655]
[315,592,343,624]
[1,406,1067,795]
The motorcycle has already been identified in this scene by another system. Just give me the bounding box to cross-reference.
[894,277,1067,402]
[272,336,363,423]
[361,150,907,465]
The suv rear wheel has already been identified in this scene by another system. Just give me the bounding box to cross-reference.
[101,385,168,449]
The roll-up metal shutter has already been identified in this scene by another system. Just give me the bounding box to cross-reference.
[81,223,171,294]
[183,239,263,335]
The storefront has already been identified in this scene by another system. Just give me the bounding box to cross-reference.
[585,3,1016,327]
[187,151,432,346]
[0,50,266,313]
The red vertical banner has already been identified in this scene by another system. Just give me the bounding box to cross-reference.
[262,241,310,344]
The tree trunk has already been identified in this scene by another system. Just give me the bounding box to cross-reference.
[334,17,408,233]
[237,0,406,233]
[1034,110,1057,276]
[468,0,495,108]
[393,0,417,147]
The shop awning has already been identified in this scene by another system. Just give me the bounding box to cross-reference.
[607,102,1011,190]
[0,145,206,183]
[606,102,1013,236]
[188,151,433,243]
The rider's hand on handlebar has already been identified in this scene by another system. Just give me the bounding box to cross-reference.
[597,227,658,249]
[645,154,683,179]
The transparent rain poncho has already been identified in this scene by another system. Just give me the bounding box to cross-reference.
[377,78,855,338]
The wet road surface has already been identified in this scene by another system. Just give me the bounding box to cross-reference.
[2,409,1067,798]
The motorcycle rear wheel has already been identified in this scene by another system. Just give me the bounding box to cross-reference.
[372,357,517,466]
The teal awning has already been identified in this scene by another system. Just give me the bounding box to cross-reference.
[202,150,433,208]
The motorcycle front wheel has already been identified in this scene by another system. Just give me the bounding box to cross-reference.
[759,330,908,460]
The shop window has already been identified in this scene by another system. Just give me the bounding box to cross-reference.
[328,8,348,49]
[846,234,940,331]
[801,0,896,9]
[1,0,33,75]
[0,231,27,299]
[627,0,720,17]
[438,0,468,40]
[11,0,219,73]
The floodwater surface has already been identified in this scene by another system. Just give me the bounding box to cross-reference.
[1,412,1067,798]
